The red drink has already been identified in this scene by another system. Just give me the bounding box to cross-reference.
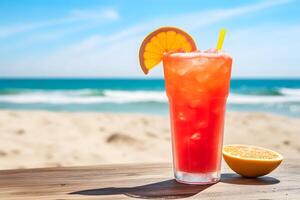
[163,51,232,184]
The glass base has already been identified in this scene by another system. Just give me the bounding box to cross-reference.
[174,170,220,185]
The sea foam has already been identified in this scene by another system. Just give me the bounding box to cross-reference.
[0,88,299,105]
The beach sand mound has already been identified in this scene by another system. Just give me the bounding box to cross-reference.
[106,133,138,145]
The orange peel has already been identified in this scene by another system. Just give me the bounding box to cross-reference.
[139,27,197,74]
[223,144,283,178]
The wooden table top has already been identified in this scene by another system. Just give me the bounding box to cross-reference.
[0,159,299,200]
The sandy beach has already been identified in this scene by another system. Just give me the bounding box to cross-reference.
[0,110,299,170]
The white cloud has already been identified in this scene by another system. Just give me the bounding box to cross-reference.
[21,24,101,45]
[153,0,293,31]
[69,8,119,21]
[0,0,298,78]
[0,8,119,38]
[228,25,300,77]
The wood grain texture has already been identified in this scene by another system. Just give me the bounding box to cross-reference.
[0,159,299,200]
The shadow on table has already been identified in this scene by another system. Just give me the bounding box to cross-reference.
[70,179,213,199]
[70,174,280,199]
[221,173,280,185]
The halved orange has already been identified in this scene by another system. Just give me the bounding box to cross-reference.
[223,144,283,178]
[139,27,197,74]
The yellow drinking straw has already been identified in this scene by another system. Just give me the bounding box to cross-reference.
[216,28,227,51]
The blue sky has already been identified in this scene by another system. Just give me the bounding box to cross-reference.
[0,0,299,78]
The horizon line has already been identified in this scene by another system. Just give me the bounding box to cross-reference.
[0,77,300,80]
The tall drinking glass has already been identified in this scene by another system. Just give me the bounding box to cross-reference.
[163,51,232,184]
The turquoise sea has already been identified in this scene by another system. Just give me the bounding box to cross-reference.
[0,78,299,117]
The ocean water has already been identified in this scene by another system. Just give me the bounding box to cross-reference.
[0,78,299,117]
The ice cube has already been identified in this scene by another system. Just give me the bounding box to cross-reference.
[204,48,218,53]
[191,57,209,66]
[196,120,208,129]
[188,99,202,108]
[221,65,230,75]
[177,67,189,76]
[178,112,186,121]
[212,105,225,115]
[196,73,210,83]
[191,132,201,140]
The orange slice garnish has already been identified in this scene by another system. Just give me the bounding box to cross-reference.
[139,27,197,74]
[223,144,283,177]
